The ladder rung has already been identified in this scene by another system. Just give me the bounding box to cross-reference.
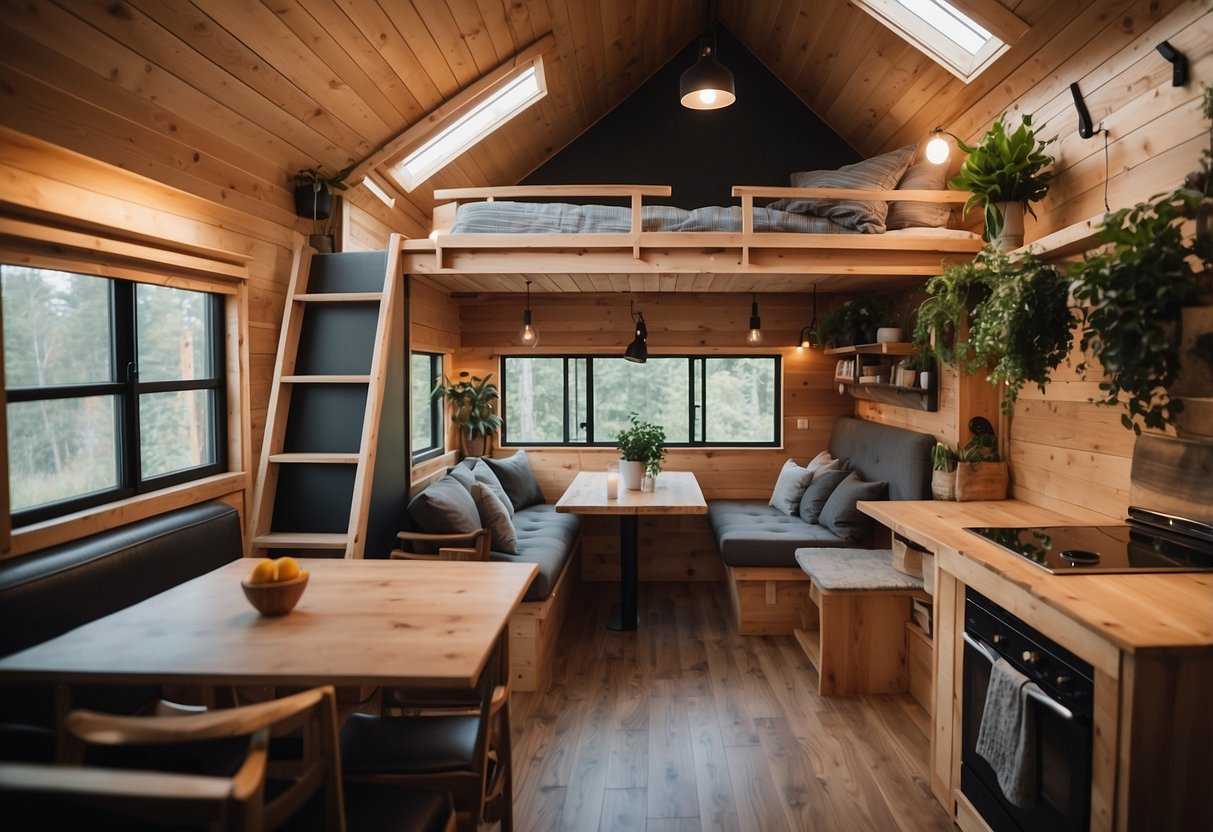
[253,533,349,549]
[269,453,360,464]
[281,375,371,384]
[293,292,383,303]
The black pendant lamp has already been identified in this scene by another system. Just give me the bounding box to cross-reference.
[680,2,735,110]
[518,279,539,348]
[624,303,648,363]
[799,285,820,349]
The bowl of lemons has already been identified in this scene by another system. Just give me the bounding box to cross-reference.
[241,556,310,616]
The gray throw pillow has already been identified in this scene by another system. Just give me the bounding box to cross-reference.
[407,475,481,537]
[446,464,475,492]
[472,458,514,517]
[768,145,917,233]
[818,473,888,542]
[768,459,814,516]
[799,469,850,524]
[886,159,952,230]
[483,450,545,511]
[471,482,518,554]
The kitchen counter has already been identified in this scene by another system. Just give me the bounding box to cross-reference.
[858,498,1213,832]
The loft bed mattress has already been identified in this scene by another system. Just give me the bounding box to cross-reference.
[450,200,860,235]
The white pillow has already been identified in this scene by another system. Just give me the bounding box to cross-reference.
[470,482,518,554]
[768,459,814,516]
[805,450,834,478]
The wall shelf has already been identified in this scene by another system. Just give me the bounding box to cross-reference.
[827,342,937,412]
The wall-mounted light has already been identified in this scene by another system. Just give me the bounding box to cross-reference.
[518,279,539,348]
[746,293,763,346]
[680,1,734,110]
[925,128,950,165]
[799,286,820,349]
[1070,82,1095,139]
[624,303,648,363]
[1156,41,1188,87]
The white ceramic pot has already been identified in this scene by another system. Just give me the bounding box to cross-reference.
[994,201,1025,250]
[619,460,645,491]
[919,371,932,390]
[876,327,903,344]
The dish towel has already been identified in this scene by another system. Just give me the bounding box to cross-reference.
[975,657,1038,808]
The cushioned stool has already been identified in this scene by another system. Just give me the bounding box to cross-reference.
[793,548,929,696]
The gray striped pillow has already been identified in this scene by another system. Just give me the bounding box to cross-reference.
[886,160,952,229]
[769,145,917,233]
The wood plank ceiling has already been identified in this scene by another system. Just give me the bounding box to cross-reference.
[0,0,1184,292]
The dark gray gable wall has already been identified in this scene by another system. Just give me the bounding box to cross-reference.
[523,27,860,209]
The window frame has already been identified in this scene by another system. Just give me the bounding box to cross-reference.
[410,350,444,464]
[3,269,228,527]
[498,353,782,449]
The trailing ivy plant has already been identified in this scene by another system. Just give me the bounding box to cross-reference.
[911,256,988,368]
[1068,189,1202,435]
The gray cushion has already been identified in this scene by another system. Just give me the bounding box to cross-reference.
[471,482,517,554]
[446,464,475,492]
[768,459,813,516]
[472,459,513,517]
[768,145,917,233]
[886,159,952,230]
[828,416,933,501]
[407,476,481,537]
[795,548,924,592]
[708,501,857,568]
[483,450,545,511]
[493,505,579,602]
[798,469,849,524]
[818,473,887,543]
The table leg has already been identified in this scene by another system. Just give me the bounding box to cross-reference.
[608,515,639,631]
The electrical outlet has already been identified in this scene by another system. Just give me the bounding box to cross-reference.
[796,418,809,430]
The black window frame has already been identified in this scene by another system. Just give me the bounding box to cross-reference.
[4,270,227,527]
[499,353,781,448]
[410,350,444,464]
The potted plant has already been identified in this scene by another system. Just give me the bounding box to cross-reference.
[615,412,666,490]
[903,348,933,389]
[294,166,352,252]
[431,372,503,458]
[954,419,1008,501]
[1068,188,1208,435]
[816,293,892,347]
[930,441,958,501]
[949,113,1056,248]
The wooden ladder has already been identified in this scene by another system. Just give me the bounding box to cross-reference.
[249,237,402,559]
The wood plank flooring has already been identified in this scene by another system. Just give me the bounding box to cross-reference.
[508,580,954,832]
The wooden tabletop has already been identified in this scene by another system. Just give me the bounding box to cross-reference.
[0,559,538,689]
[555,471,708,515]
[860,499,1213,654]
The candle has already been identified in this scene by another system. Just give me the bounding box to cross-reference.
[606,472,619,499]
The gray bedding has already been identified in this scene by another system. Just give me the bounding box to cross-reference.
[450,200,860,234]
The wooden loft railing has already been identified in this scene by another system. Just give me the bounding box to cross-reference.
[399,184,982,277]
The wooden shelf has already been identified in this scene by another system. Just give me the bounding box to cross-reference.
[835,380,938,411]
[824,341,915,356]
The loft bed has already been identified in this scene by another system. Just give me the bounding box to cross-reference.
[397,184,983,279]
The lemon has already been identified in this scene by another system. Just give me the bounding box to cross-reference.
[248,558,276,585]
[298,569,310,581]
[274,556,301,582]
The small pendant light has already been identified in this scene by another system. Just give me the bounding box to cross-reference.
[799,285,820,349]
[680,0,735,110]
[519,279,539,348]
[624,302,648,363]
[926,127,950,165]
[746,293,763,346]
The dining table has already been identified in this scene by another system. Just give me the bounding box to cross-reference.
[555,470,707,631]
[0,558,538,691]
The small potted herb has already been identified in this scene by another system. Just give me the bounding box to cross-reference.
[930,442,958,501]
[954,419,1008,501]
[950,113,1056,248]
[431,372,503,458]
[294,166,352,252]
[616,413,666,490]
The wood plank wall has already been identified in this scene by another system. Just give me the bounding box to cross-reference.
[452,291,855,581]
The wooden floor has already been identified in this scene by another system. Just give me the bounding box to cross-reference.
[507,580,955,832]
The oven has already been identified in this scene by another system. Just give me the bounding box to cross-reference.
[961,589,1094,832]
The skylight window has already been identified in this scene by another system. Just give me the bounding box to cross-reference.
[854,0,1026,83]
[391,59,546,192]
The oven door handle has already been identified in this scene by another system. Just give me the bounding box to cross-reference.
[962,631,1075,722]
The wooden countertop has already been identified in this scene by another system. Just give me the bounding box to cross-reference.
[859,499,1213,658]
[555,471,708,515]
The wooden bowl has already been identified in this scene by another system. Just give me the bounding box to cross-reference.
[241,574,308,616]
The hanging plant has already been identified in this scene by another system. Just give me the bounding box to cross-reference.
[1069,189,1202,434]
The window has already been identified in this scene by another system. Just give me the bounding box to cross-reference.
[3,265,226,525]
[500,355,780,447]
[853,0,1026,83]
[390,58,547,192]
[411,351,443,462]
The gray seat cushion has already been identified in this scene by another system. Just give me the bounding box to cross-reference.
[490,505,579,602]
[795,548,924,592]
[708,501,857,568]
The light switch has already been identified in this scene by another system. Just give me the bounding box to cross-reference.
[796,418,809,430]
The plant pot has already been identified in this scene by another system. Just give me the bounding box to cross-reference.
[955,461,1009,501]
[876,327,902,344]
[461,432,490,459]
[294,185,333,221]
[619,460,645,491]
[308,234,333,253]
[931,469,956,501]
[919,370,932,390]
[994,201,1025,250]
